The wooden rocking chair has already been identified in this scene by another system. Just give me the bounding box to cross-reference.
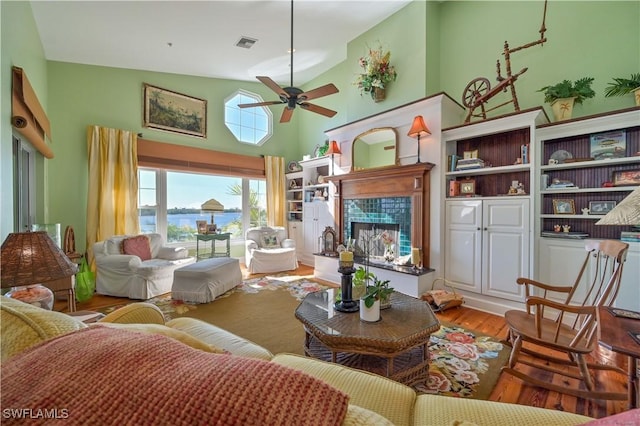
[502,239,629,401]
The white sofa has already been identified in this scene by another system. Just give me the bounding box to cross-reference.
[94,233,195,299]
[245,226,298,274]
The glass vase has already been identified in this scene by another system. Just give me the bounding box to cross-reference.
[6,284,54,310]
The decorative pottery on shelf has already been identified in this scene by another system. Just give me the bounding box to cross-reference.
[372,87,386,103]
[550,97,575,121]
[383,244,395,262]
[634,87,640,106]
[360,298,381,322]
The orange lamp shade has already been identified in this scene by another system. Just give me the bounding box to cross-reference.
[326,140,342,155]
[407,116,431,138]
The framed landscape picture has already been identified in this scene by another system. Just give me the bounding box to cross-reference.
[589,130,626,160]
[613,169,640,186]
[143,83,207,138]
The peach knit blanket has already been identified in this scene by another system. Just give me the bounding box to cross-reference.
[1,326,349,425]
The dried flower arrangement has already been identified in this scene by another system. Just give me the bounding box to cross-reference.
[354,44,398,98]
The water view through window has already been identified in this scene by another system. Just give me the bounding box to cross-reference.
[138,168,266,243]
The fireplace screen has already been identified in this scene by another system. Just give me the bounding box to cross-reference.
[350,222,400,260]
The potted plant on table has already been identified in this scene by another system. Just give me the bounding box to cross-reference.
[353,266,374,301]
[538,77,595,121]
[360,276,394,322]
[604,73,640,106]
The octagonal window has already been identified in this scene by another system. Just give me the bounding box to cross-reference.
[225,90,272,145]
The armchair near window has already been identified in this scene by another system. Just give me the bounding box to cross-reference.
[94,233,195,299]
[502,239,629,401]
[245,226,298,274]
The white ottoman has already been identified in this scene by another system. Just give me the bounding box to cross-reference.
[172,258,242,303]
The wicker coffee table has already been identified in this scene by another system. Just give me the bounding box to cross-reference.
[295,290,440,385]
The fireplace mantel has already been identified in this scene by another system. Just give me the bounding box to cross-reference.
[326,162,434,267]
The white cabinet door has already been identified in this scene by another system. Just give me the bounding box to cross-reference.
[538,238,639,311]
[302,203,319,260]
[538,238,590,303]
[616,245,639,311]
[445,198,529,302]
[301,201,334,265]
[482,199,529,302]
[288,221,303,256]
[445,200,482,294]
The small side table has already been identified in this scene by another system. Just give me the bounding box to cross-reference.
[597,306,640,409]
[196,233,231,260]
[68,310,105,324]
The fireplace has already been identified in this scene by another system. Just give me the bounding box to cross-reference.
[350,221,401,259]
[327,162,433,268]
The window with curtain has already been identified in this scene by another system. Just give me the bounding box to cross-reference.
[138,168,266,244]
[13,135,36,232]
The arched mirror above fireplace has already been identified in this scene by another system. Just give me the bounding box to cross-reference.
[351,127,398,171]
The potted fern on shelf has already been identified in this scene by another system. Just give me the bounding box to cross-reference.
[604,73,640,106]
[538,77,595,121]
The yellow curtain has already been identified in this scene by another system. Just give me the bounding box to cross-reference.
[265,156,286,227]
[86,125,139,269]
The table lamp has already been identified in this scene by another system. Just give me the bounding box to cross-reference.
[596,187,640,227]
[201,198,225,231]
[1,231,78,310]
[326,140,342,176]
[407,115,431,164]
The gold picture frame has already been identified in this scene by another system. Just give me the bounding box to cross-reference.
[143,83,207,138]
[460,179,476,195]
[463,149,479,159]
[552,199,575,214]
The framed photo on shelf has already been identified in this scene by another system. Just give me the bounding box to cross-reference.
[460,179,476,195]
[589,130,626,160]
[287,161,302,172]
[588,201,616,215]
[552,199,575,214]
[612,169,640,186]
[143,83,207,138]
[463,149,479,159]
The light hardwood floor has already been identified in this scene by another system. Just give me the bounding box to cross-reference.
[62,263,628,419]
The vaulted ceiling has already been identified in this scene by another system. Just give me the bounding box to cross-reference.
[30,1,411,86]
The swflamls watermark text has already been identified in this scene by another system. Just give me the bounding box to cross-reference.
[2,408,69,419]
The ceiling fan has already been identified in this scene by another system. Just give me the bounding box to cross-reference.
[237,0,339,123]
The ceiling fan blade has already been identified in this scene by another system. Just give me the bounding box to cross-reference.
[280,107,294,123]
[257,76,289,99]
[299,102,337,118]
[299,83,339,102]
[237,100,284,108]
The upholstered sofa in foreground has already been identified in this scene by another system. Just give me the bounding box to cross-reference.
[0,297,611,425]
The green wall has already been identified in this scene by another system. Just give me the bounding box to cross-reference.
[46,62,300,249]
[1,0,638,251]
[1,1,48,235]
[437,1,638,118]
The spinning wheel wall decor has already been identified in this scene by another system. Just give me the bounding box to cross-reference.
[462,1,549,123]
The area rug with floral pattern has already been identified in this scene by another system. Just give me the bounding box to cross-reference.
[96,274,507,399]
[99,274,330,321]
[418,324,507,399]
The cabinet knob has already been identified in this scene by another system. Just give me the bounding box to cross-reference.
[477,227,481,231]
[483,227,488,231]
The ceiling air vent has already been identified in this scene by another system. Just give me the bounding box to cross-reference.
[235,37,257,49]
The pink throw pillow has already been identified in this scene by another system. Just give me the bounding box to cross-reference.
[122,235,152,261]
